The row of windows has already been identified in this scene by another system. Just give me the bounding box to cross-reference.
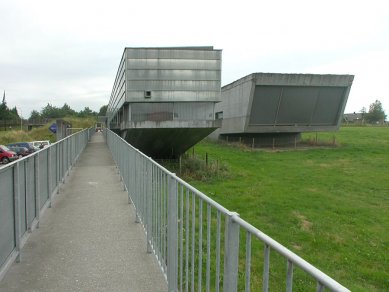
[130,102,215,122]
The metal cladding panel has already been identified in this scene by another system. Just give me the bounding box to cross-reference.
[126,69,221,81]
[276,87,319,124]
[109,47,221,134]
[249,85,348,127]
[108,53,126,124]
[248,86,282,125]
[125,47,220,60]
[127,59,221,70]
[126,80,220,91]
[311,87,346,124]
[219,73,353,135]
[0,167,15,267]
[39,151,49,207]
[18,160,27,234]
[26,157,36,225]
[49,148,57,195]
[125,91,220,102]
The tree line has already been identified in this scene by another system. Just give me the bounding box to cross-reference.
[29,103,107,120]
[360,100,387,124]
[1,96,108,122]
[0,98,20,120]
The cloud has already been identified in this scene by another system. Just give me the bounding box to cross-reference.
[1,0,388,117]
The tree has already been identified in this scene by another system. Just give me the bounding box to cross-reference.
[41,103,62,119]
[0,98,19,120]
[0,100,9,119]
[365,100,386,124]
[9,106,19,119]
[61,103,76,117]
[29,110,41,120]
[78,106,96,117]
[98,105,108,116]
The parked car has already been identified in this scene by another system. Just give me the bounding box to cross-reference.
[7,146,30,158]
[7,142,36,154]
[32,140,51,149]
[0,145,19,164]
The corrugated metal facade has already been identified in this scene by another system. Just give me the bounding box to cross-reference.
[215,73,354,135]
[108,47,221,127]
[107,47,222,158]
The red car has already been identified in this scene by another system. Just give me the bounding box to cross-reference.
[0,145,19,164]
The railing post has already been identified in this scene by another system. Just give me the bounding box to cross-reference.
[146,160,153,253]
[223,213,240,292]
[35,153,40,229]
[286,260,294,292]
[26,158,31,232]
[135,153,140,223]
[263,244,270,292]
[48,148,52,208]
[167,173,178,292]
[13,163,21,262]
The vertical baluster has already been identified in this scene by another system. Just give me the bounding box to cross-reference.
[35,153,40,229]
[198,199,203,292]
[206,204,211,292]
[185,189,190,292]
[316,282,325,292]
[157,167,161,263]
[146,161,152,253]
[215,211,221,292]
[223,214,240,292]
[245,232,251,292]
[13,164,20,262]
[167,173,178,292]
[180,185,184,291]
[263,244,270,292]
[191,193,195,292]
[286,260,293,292]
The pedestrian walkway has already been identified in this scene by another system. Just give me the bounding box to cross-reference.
[0,133,167,292]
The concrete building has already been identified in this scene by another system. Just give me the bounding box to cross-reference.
[107,47,222,158]
[211,73,354,146]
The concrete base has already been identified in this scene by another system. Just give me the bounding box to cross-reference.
[116,127,217,159]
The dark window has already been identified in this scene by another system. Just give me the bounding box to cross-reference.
[144,91,152,98]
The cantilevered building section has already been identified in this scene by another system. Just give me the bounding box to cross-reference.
[107,47,222,158]
[212,73,354,146]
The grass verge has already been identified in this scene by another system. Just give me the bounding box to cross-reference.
[181,126,388,291]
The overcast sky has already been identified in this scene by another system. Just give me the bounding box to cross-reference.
[1,0,388,118]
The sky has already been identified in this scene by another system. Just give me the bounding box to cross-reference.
[1,0,388,118]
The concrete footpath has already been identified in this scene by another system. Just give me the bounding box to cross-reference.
[0,133,167,292]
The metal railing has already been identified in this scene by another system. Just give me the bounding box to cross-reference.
[0,128,94,281]
[106,129,349,292]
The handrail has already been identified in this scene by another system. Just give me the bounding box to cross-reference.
[0,128,95,281]
[106,129,350,291]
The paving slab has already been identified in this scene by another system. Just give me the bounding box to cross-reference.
[0,132,167,292]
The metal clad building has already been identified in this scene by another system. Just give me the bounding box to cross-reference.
[212,73,354,145]
[107,47,222,158]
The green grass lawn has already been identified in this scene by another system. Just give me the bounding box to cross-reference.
[185,126,389,291]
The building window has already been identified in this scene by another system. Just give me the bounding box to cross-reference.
[144,91,152,98]
[215,111,223,120]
